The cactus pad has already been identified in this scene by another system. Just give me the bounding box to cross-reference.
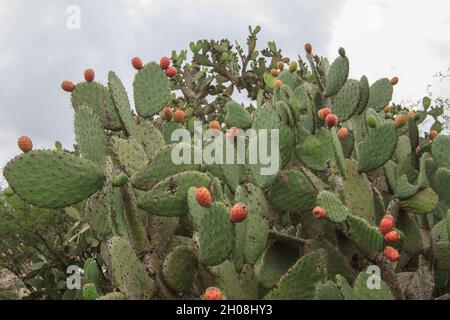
[400,187,438,214]
[162,245,197,293]
[317,191,349,223]
[366,78,393,112]
[324,55,349,97]
[331,79,360,122]
[224,100,253,128]
[432,134,450,169]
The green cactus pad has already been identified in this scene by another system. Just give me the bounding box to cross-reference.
[133,62,171,118]
[97,292,126,300]
[197,202,233,266]
[210,260,243,300]
[110,136,148,175]
[395,135,412,164]
[400,187,438,214]
[107,71,138,136]
[294,128,334,171]
[255,242,299,289]
[397,212,424,254]
[105,236,155,299]
[395,175,419,199]
[353,272,394,300]
[264,250,327,300]
[433,242,450,270]
[131,144,201,190]
[162,245,197,293]
[418,152,432,188]
[84,259,102,285]
[277,70,302,91]
[366,78,393,112]
[139,171,210,216]
[343,159,375,224]
[82,283,99,300]
[316,191,349,223]
[161,121,184,144]
[4,150,105,208]
[356,75,370,114]
[71,82,121,130]
[331,79,360,122]
[357,121,397,172]
[315,281,343,300]
[324,55,349,97]
[74,105,109,165]
[268,170,318,213]
[335,274,358,300]
[134,120,165,161]
[224,100,253,129]
[346,214,384,253]
[331,127,347,177]
[436,167,450,205]
[432,135,450,169]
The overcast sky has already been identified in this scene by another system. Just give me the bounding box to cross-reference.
[1,0,450,186]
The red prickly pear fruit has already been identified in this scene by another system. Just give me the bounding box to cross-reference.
[384,214,395,222]
[390,77,399,85]
[305,43,312,54]
[209,120,221,130]
[174,109,185,122]
[271,68,279,77]
[275,79,282,89]
[384,230,401,243]
[318,107,332,121]
[429,130,438,141]
[384,246,400,262]
[162,107,173,121]
[61,80,75,92]
[204,287,222,300]
[325,114,339,128]
[84,69,95,82]
[276,61,284,71]
[229,203,248,223]
[131,57,143,70]
[159,56,171,70]
[226,127,239,142]
[195,187,212,207]
[312,206,327,219]
[394,114,407,128]
[165,66,177,77]
[379,216,394,235]
[17,136,33,153]
[408,111,415,118]
[338,127,349,140]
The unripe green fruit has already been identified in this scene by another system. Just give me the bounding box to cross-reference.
[338,47,346,57]
[366,115,378,128]
[113,174,129,187]
[413,113,421,121]
[82,283,98,300]
[289,61,298,72]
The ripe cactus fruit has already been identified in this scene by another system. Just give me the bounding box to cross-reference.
[379,215,395,235]
[229,203,248,223]
[318,107,332,121]
[312,206,327,219]
[165,66,177,77]
[384,246,400,262]
[174,109,185,122]
[17,136,33,153]
[408,111,415,118]
[159,56,171,70]
[325,114,339,128]
[383,105,391,113]
[61,80,75,92]
[337,127,349,140]
[226,127,239,142]
[271,68,279,77]
[162,107,173,121]
[276,61,284,70]
[289,61,298,72]
[384,230,401,243]
[131,57,143,70]
[204,287,222,300]
[305,43,312,54]
[195,187,212,207]
[209,120,221,130]
[84,69,95,82]
[394,114,407,128]
[275,79,282,89]
[390,77,399,85]
[429,130,438,141]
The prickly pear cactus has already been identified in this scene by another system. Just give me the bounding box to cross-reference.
[3,27,449,300]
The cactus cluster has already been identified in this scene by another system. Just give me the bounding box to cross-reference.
[3,27,450,300]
